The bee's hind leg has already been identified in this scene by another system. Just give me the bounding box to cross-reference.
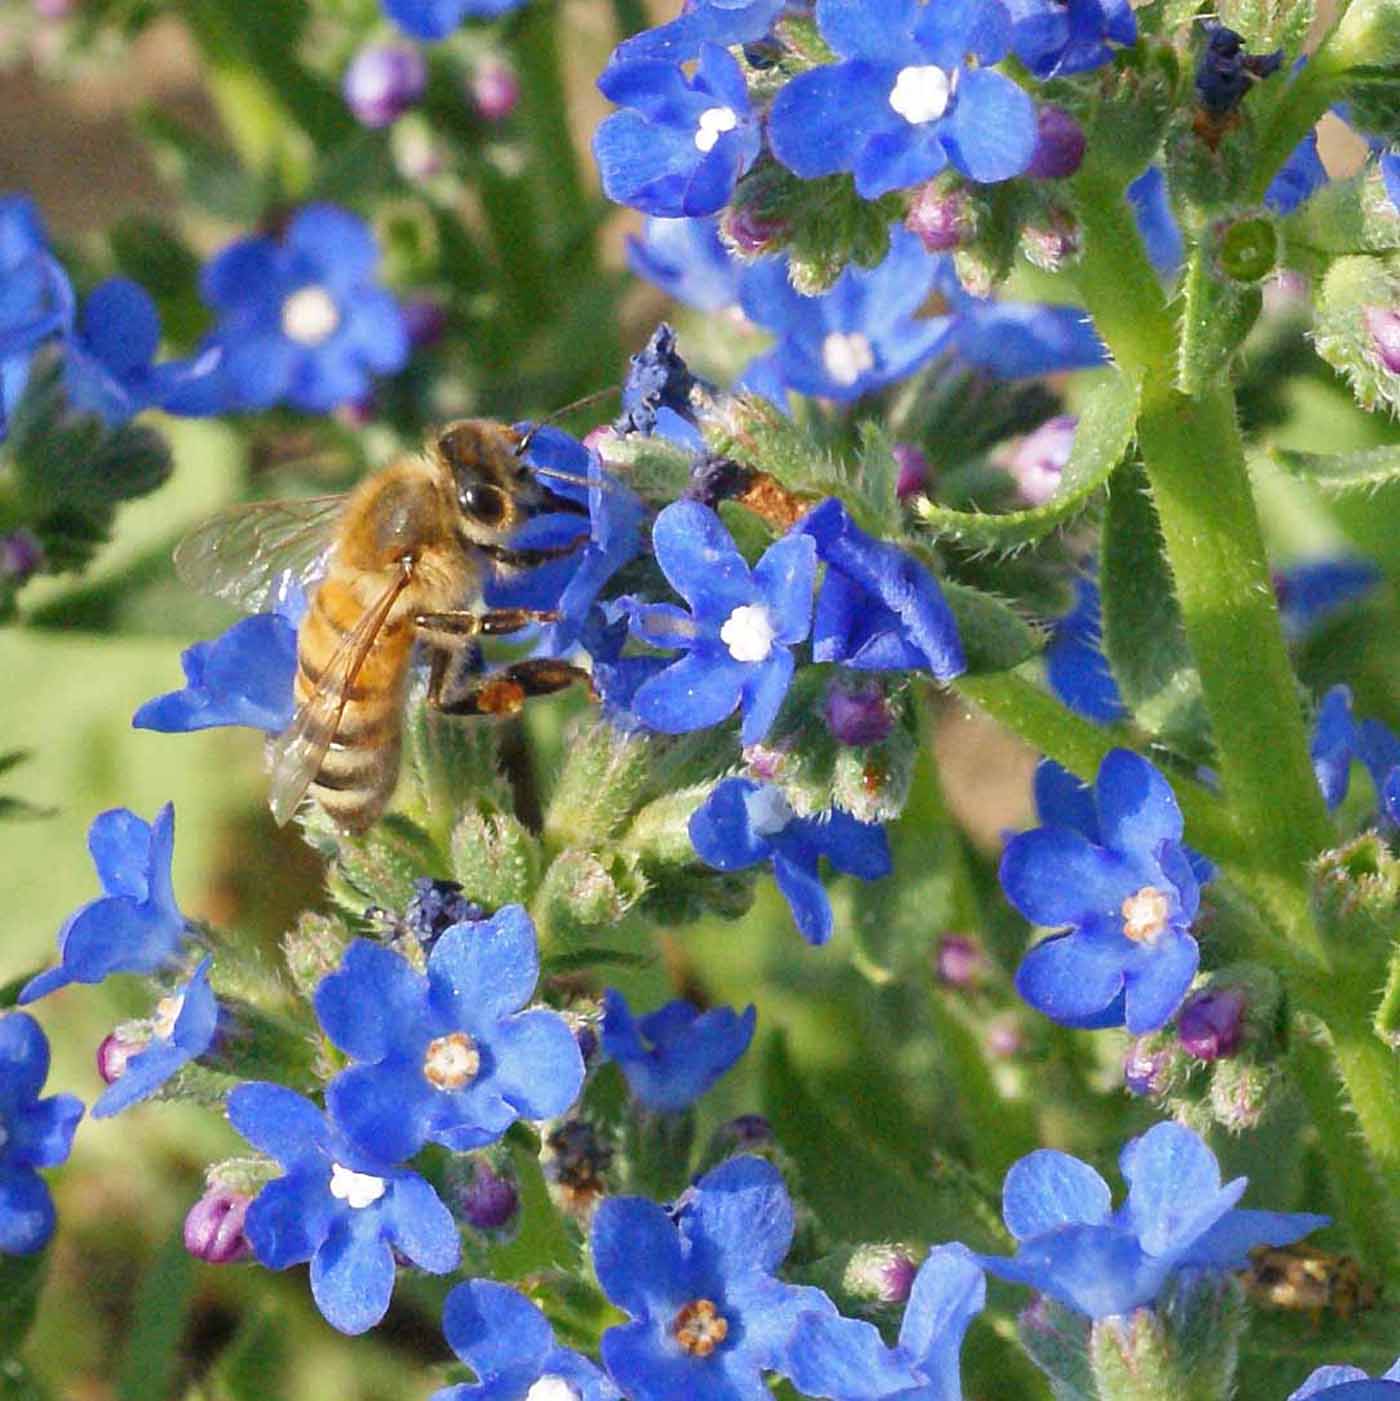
[429,652,592,717]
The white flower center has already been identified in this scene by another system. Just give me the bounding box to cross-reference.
[744,784,795,837]
[281,286,341,346]
[889,65,952,125]
[423,1031,480,1091]
[721,603,776,662]
[329,1162,387,1209]
[525,1378,581,1401]
[820,331,876,388]
[1121,886,1170,943]
[152,992,184,1041]
[694,105,738,153]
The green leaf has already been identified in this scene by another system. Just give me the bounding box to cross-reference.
[1272,443,1400,493]
[0,1253,47,1362]
[487,1136,579,1278]
[942,580,1042,676]
[116,1231,194,1401]
[542,947,652,975]
[1101,459,1212,761]
[911,373,1138,552]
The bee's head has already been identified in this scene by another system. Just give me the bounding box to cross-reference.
[434,420,540,540]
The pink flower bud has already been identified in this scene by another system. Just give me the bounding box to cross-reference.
[183,1186,252,1264]
[471,60,519,122]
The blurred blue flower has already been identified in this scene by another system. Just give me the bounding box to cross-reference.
[627,216,745,312]
[382,0,525,40]
[92,958,218,1118]
[1127,168,1184,276]
[1288,1359,1400,1399]
[629,500,816,745]
[196,204,408,413]
[601,988,756,1112]
[595,45,761,218]
[342,44,427,127]
[593,1154,837,1399]
[1382,151,1400,213]
[228,1081,460,1334]
[1309,685,1400,823]
[132,580,304,735]
[978,1121,1327,1318]
[580,604,671,732]
[433,1279,620,1401]
[1001,751,1209,1033]
[788,1244,986,1401]
[739,229,952,401]
[689,777,891,944]
[797,497,965,678]
[0,195,72,360]
[1265,130,1328,214]
[610,0,786,65]
[768,0,1038,196]
[945,292,1106,379]
[615,322,706,438]
[0,1012,83,1256]
[1275,558,1379,640]
[21,804,190,1003]
[317,906,583,1163]
[1004,0,1136,78]
[1045,574,1127,725]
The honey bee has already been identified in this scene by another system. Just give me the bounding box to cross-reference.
[1243,1244,1380,1322]
[176,419,595,832]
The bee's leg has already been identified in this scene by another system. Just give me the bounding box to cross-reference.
[414,607,560,645]
[429,653,592,717]
[480,539,587,569]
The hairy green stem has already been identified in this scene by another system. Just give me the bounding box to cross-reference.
[1324,1017,1400,1205]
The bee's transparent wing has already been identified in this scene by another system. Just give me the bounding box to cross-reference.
[267,566,412,827]
[174,496,346,614]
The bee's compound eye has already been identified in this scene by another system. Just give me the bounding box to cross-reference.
[459,481,507,525]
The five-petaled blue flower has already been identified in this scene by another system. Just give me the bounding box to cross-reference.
[316,905,584,1164]
[196,204,408,414]
[595,44,761,218]
[92,958,219,1119]
[1310,685,1400,824]
[1288,1358,1400,1400]
[1000,752,1211,1033]
[628,500,816,745]
[22,803,191,1004]
[1003,0,1137,78]
[227,1081,460,1334]
[977,1120,1327,1318]
[133,579,304,735]
[768,0,1038,197]
[798,497,965,679]
[601,988,756,1113]
[0,1012,83,1256]
[433,1278,621,1401]
[592,1153,837,1400]
[381,0,525,41]
[788,1243,986,1400]
[690,777,892,944]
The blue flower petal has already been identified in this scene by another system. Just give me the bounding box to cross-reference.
[489,1010,585,1120]
[1122,931,1199,1034]
[315,939,431,1062]
[679,1153,794,1276]
[633,647,749,733]
[898,1243,987,1390]
[944,66,1037,182]
[592,1196,691,1316]
[811,809,892,880]
[1033,760,1101,841]
[854,124,948,200]
[1119,1122,1231,1256]
[384,1172,461,1273]
[326,1061,436,1165]
[1095,748,1184,855]
[740,649,796,745]
[1002,1149,1113,1240]
[787,1311,922,1400]
[816,0,917,60]
[651,500,756,619]
[428,906,541,1027]
[1000,826,1140,927]
[1182,1207,1330,1271]
[1014,930,1130,1025]
[227,1082,329,1165]
[0,1169,57,1256]
[689,777,776,870]
[440,1280,553,1389]
[982,1224,1164,1317]
[768,61,899,180]
[311,1216,397,1335]
[771,848,834,944]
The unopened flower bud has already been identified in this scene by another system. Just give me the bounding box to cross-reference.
[1365,306,1400,374]
[96,1030,144,1086]
[714,1113,774,1150]
[905,181,974,252]
[824,681,894,748]
[1123,1038,1173,1097]
[935,934,985,988]
[997,415,1076,506]
[342,45,427,129]
[844,1243,920,1306]
[456,1158,520,1232]
[183,1186,252,1264]
[1,529,44,584]
[986,1016,1025,1059]
[1027,106,1086,179]
[893,443,931,500]
[402,297,447,349]
[1177,986,1246,1061]
[470,60,519,122]
[1021,207,1081,272]
[721,204,788,255]
[1208,1058,1278,1131]
[335,394,376,428]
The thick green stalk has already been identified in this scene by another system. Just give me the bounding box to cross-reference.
[1323,1015,1400,1204]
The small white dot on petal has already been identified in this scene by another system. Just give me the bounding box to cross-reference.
[820,331,876,388]
[694,105,738,153]
[329,1162,387,1210]
[281,286,341,346]
[720,603,777,662]
[889,65,952,124]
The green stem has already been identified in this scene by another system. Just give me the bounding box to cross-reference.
[1324,1016,1400,1211]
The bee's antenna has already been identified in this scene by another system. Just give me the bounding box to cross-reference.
[515,386,620,458]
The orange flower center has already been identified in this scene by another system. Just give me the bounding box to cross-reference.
[672,1298,729,1357]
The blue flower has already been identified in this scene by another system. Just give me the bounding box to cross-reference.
[601,989,756,1112]
[797,497,965,679]
[1265,129,1328,214]
[1001,751,1210,1033]
[0,1012,83,1256]
[739,229,952,401]
[609,0,786,66]
[978,1120,1327,1318]
[133,580,304,734]
[627,217,746,313]
[689,777,892,944]
[1127,168,1185,276]
[0,195,72,360]
[381,0,525,41]
[768,0,1038,196]
[788,1244,986,1400]
[1275,558,1379,640]
[615,323,707,438]
[228,1082,460,1334]
[316,906,584,1164]
[580,604,672,733]
[21,804,190,1003]
[1003,0,1136,78]
[434,1280,619,1401]
[628,500,816,745]
[595,45,761,218]
[592,1154,837,1400]
[1045,575,1127,725]
[1309,685,1400,823]
[1288,1359,1400,1399]
[196,204,408,413]
[92,958,219,1118]
[944,292,1106,379]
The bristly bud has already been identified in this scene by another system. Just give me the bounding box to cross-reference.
[402,297,447,349]
[96,1030,143,1085]
[537,848,646,937]
[712,1113,774,1152]
[1123,1036,1179,1097]
[281,910,351,999]
[1027,106,1086,180]
[1020,205,1081,273]
[400,876,484,951]
[824,680,894,748]
[905,178,975,252]
[1208,1058,1280,1131]
[935,934,985,989]
[342,44,427,128]
[391,116,447,182]
[985,1016,1026,1059]
[1313,255,1400,415]
[1178,986,1246,1061]
[470,59,519,122]
[1215,213,1278,284]
[721,204,789,257]
[183,1185,252,1264]
[449,1155,520,1234]
[1018,1297,1095,1398]
[831,717,917,825]
[542,1117,613,1226]
[1365,306,1400,375]
[451,810,539,910]
[843,1243,920,1306]
[892,443,931,500]
[1311,831,1400,955]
